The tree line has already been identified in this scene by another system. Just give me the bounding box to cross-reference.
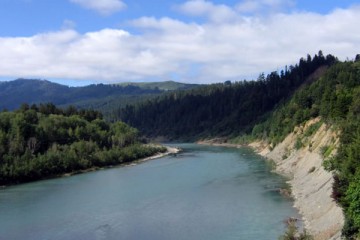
[114,51,337,140]
[0,103,165,185]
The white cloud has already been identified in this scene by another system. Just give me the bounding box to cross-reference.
[70,0,126,15]
[176,0,239,23]
[1,2,360,84]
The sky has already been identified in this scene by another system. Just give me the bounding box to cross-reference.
[0,0,360,86]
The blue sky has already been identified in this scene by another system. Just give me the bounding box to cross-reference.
[0,0,360,86]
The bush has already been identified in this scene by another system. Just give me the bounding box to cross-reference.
[320,145,334,158]
[279,222,314,240]
[294,137,303,150]
[304,121,322,137]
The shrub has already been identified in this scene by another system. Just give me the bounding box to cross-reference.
[279,222,314,240]
[294,137,303,150]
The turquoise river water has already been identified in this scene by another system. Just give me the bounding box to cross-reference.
[0,144,299,240]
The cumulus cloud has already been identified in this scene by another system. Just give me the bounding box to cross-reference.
[236,0,295,14]
[1,2,360,83]
[176,0,239,23]
[70,0,126,15]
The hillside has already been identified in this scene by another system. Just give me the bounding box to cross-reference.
[250,119,344,240]
[0,79,198,113]
[0,79,70,110]
[116,52,337,140]
[244,58,360,239]
[117,80,199,91]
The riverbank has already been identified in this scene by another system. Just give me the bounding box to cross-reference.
[198,120,344,240]
[129,145,181,164]
[1,145,181,188]
[62,145,181,177]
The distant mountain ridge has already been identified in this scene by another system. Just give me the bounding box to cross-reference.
[117,81,199,91]
[0,79,199,111]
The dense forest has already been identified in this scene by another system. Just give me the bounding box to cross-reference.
[115,51,337,140]
[0,79,199,117]
[0,103,165,185]
[249,57,360,238]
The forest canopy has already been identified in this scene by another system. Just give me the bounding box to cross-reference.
[114,51,337,140]
[0,103,165,185]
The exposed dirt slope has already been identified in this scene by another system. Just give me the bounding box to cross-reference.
[250,118,344,240]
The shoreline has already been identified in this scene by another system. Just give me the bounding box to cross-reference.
[63,145,181,177]
[1,145,181,189]
[198,132,343,240]
[58,146,181,180]
[197,140,245,148]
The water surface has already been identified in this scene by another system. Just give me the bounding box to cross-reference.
[0,144,299,240]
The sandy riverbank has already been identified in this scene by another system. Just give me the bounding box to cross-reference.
[198,120,344,240]
[197,139,244,148]
[131,145,181,164]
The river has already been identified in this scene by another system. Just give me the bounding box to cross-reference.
[0,144,299,240]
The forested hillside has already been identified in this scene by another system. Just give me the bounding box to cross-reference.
[0,79,198,114]
[0,103,165,185]
[115,52,336,140]
[117,81,199,91]
[248,57,360,238]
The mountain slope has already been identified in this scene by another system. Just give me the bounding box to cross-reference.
[246,59,360,238]
[251,119,344,240]
[117,80,199,91]
[0,79,70,110]
[116,52,337,140]
[0,79,198,112]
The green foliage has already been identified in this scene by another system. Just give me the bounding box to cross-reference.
[294,137,303,150]
[320,145,334,159]
[0,79,198,117]
[304,121,322,137]
[345,176,360,232]
[0,105,165,185]
[116,80,199,91]
[279,222,314,240]
[0,79,201,121]
[244,57,360,238]
[116,52,336,140]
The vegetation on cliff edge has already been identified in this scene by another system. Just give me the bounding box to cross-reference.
[115,51,336,140]
[249,57,360,238]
